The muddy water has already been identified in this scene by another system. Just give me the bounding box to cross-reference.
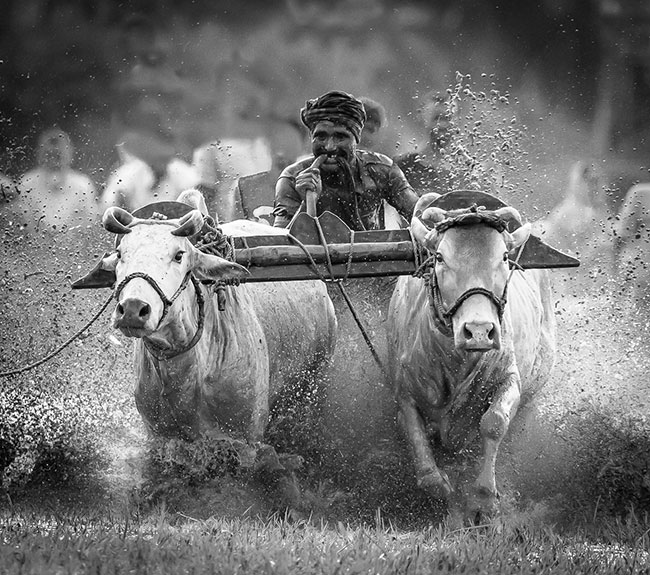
[2,202,649,524]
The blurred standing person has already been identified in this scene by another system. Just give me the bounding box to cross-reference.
[18,128,97,228]
[272,90,418,231]
[357,96,387,153]
[394,91,460,196]
[111,15,191,188]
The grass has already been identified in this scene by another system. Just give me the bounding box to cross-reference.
[0,503,649,574]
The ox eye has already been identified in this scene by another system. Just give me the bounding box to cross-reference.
[435,252,444,264]
[173,251,185,263]
[503,252,509,263]
[116,250,121,259]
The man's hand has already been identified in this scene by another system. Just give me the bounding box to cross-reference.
[295,154,327,200]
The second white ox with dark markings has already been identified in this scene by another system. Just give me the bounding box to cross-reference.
[76,190,337,445]
[387,192,556,521]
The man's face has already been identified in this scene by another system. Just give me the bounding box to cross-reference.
[311,121,356,171]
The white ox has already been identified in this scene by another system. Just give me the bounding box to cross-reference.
[387,193,556,521]
[613,183,650,306]
[75,190,336,447]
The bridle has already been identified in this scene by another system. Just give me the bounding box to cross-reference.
[113,271,206,360]
[428,270,508,334]
[414,209,525,335]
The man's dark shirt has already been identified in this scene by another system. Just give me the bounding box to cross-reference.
[273,150,418,230]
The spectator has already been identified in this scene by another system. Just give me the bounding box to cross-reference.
[358,96,387,153]
[18,128,97,227]
[394,91,460,196]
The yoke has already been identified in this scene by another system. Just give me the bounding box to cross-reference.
[75,190,579,287]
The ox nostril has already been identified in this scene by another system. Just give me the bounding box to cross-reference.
[488,325,496,341]
[463,325,473,340]
[139,303,151,318]
[116,303,125,316]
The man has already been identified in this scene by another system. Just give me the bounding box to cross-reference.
[394,91,460,196]
[18,128,97,227]
[272,90,418,231]
[357,96,387,153]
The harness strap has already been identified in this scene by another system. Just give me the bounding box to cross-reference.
[114,271,192,327]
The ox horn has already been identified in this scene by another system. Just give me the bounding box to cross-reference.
[102,206,134,234]
[171,209,204,237]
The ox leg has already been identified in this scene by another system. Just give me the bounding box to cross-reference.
[469,373,521,520]
[398,399,453,500]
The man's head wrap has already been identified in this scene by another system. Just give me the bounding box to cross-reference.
[300,90,366,143]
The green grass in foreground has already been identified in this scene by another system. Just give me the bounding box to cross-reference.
[0,506,649,575]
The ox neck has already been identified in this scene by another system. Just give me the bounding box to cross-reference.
[143,276,206,361]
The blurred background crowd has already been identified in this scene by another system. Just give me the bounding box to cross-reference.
[0,0,649,231]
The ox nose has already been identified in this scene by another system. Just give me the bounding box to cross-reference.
[461,321,500,351]
[114,297,151,328]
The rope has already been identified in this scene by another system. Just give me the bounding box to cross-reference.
[313,217,388,379]
[285,221,387,378]
[0,293,114,378]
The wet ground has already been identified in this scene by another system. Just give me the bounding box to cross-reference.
[1,203,649,526]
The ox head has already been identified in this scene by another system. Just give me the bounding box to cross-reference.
[411,193,531,352]
[76,206,248,338]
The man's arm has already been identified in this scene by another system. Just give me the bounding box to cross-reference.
[272,174,302,228]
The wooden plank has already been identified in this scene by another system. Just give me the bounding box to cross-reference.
[233,241,415,267]
[240,260,417,283]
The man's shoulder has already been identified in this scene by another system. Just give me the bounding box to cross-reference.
[357,150,394,167]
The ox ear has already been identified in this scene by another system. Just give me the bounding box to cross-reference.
[493,206,523,231]
[505,222,532,253]
[172,209,204,237]
[71,252,119,289]
[191,250,250,282]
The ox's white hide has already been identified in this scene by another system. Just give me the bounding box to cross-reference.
[128,218,336,441]
[386,248,556,518]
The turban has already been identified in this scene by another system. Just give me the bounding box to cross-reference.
[300,90,366,142]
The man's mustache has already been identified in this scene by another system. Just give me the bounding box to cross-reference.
[315,151,350,163]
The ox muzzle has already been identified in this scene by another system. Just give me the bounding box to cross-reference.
[112,271,193,335]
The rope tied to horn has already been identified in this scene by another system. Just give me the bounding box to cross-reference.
[194,217,238,312]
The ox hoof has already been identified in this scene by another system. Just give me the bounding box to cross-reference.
[465,487,500,525]
[417,469,453,500]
